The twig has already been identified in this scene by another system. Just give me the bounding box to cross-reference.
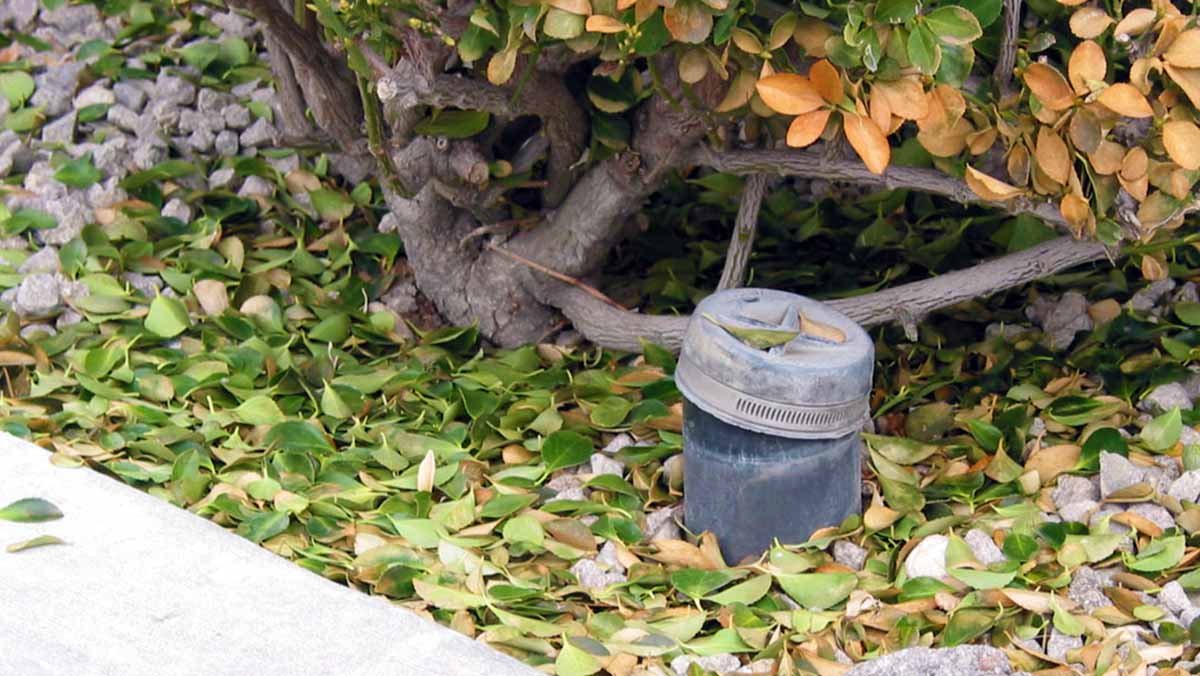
[717,174,768,291]
[457,217,540,249]
[485,243,629,311]
[995,0,1022,93]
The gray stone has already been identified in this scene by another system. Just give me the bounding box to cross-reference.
[904,535,948,579]
[221,103,251,130]
[238,175,274,198]
[1068,566,1115,612]
[41,2,101,35]
[211,10,256,39]
[833,540,867,571]
[55,308,83,329]
[595,541,625,573]
[93,136,129,175]
[330,152,375,185]
[1053,474,1099,508]
[1088,505,1132,538]
[132,142,166,172]
[1131,279,1176,312]
[106,104,141,133]
[380,278,418,315]
[160,198,191,223]
[671,654,741,676]
[214,130,239,157]
[589,453,623,477]
[178,110,211,134]
[1128,503,1175,530]
[965,529,1005,565]
[40,111,76,145]
[208,167,237,190]
[155,73,196,107]
[1175,282,1200,305]
[30,61,88,117]
[1169,471,1200,503]
[19,323,56,340]
[1100,452,1148,498]
[197,88,233,115]
[57,276,88,304]
[34,193,91,246]
[1058,500,1099,523]
[147,98,180,129]
[112,82,146,112]
[8,0,38,28]
[267,154,300,174]
[14,273,61,317]
[1159,581,1193,616]
[187,128,215,153]
[545,474,585,503]
[1139,382,1193,413]
[1028,291,1093,350]
[645,505,681,542]
[1046,629,1082,661]
[1183,425,1200,448]
[231,79,261,98]
[122,272,163,298]
[73,84,114,110]
[17,247,59,274]
[239,117,275,147]
[0,237,27,251]
[570,558,627,592]
[843,646,1014,676]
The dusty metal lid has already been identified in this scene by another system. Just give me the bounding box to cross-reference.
[676,288,874,439]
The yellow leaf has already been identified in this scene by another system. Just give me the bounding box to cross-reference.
[965,165,1024,200]
[1114,8,1157,38]
[863,488,900,530]
[1060,193,1091,233]
[677,48,709,83]
[755,73,824,115]
[873,77,929,120]
[809,59,843,105]
[1024,63,1076,110]
[1163,119,1200,170]
[786,108,832,148]
[1068,40,1107,95]
[1069,7,1114,39]
[585,15,625,32]
[1097,83,1154,117]
[1165,30,1200,68]
[0,351,36,366]
[1035,126,1071,185]
[730,27,764,54]
[487,49,517,86]
[549,0,591,15]
[842,111,890,175]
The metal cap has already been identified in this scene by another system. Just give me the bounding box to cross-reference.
[676,288,874,439]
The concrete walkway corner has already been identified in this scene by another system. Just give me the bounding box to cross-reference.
[0,433,540,676]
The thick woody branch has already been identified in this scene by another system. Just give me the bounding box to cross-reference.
[545,236,1109,352]
[689,146,1069,228]
[717,174,768,291]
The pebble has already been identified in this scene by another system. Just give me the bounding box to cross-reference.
[19,323,56,340]
[132,142,166,171]
[8,0,38,28]
[1169,470,1200,503]
[1130,278,1176,312]
[214,130,239,156]
[238,175,274,197]
[1068,566,1115,612]
[833,540,867,570]
[30,61,87,117]
[106,104,141,133]
[208,167,237,190]
[40,111,76,144]
[210,11,255,39]
[112,81,147,112]
[842,646,1014,676]
[589,453,623,477]
[239,116,274,147]
[671,654,740,676]
[1027,291,1093,350]
[964,529,1005,565]
[161,198,192,223]
[73,84,115,110]
[17,247,60,274]
[545,474,586,503]
[156,73,196,107]
[1139,382,1193,413]
[1127,502,1176,530]
[187,128,215,153]
[1053,475,1099,508]
[1046,629,1082,661]
[196,88,232,114]
[221,104,251,130]
[645,505,681,542]
[1058,500,1099,523]
[1099,452,1149,498]
[904,535,948,579]
[56,309,83,329]
[14,273,61,317]
[569,558,626,592]
[122,272,163,298]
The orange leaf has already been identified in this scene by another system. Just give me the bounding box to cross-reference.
[872,78,929,120]
[663,1,713,44]
[714,71,756,113]
[1165,30,1200,68]
[1068,41,1107,96]
[965,165,1024,200]
[792,18,833,57]
[1165,64,1200,109]
[841,111,890,175]
[1114,8,1156,38]
[868,88,892,135]
[1069,7,1113,39]
[1121,146,1149,180]
[1024,63,1076,110]
[1060,193,1091,231]
[809,59,843,105]
[1035,126,1071,185]
[1141,254,1167,281]
[786,109,832,148]
[1163,120,1200,170]
[755,73,824,115]
[585,15,625,32]
[1097,83,1154,117]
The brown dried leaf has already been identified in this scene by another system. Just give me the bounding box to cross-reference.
[714,70,756,112]
[663,1,713,44]
[918,117,972,157]
[585,14,625,32]
[869,88,892,135]
[1070,8,1114,39]
[786,108,832,148]
[809,59,843,105]
[873,77,929,120]
[966,165,1025,200]
[1024,444,1080,485]
[487,49,517,86]
[1035,126,1072,185]
[792,18,833,57]
[1068,109,1102,153]
[549,0,592,15]
[1163,119,1200,170]
[677,48,709,84]
[1088,140,1125,175]
[1165,30,1200,68]
[1114,8,1157,38]
[417,449,436,492]
[755,74,824,115]
[1007,145,1031,185]
[1024,63,1076,111]
[1121,146,1149,180]
[842,111,890,175]
[1141,252,1167,280]
[648,539,718,569]
[1097,83,1154,117]
[1166,64,1200,109]
[1068,41,1107,96]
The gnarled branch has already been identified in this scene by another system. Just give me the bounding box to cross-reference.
[995,0,1022,93]
[717,174,768,291]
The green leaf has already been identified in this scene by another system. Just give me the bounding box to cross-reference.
[924,6,982,45]
[413,110,490,139]
[1051,597,1085,636]
[590,396,633,428]
[541,431,594,473]
[5,106,44,133]
[670,568,742,599]
[948,566,1017,590]
[543,7,586,39]
[144,295,190,338]
[0,71,35,108]
[555,636,604,676]
[1124,535,1185,572]
[266,421,333,453]
[479,493,538,518]
[320,383,353,419]
[308,189,354,222]
[4,209,57,236]
[942,608,998,646]
[1001,533,1039,561]
[706,574,772,605]
[236,511,290,543]
[1176,303,1200,326]
[309,312,350,343]
[701,312,799,349]
[776,572,857,610]
[0,497,63,522]
[502,514,545,546]
[875,0,920,23]
[952,0,1002,27]
[54,155,102,189]
[6,534,67,553]
[865,434,938,465]
[907,24,942,75]
[1141,407,1182,452]
[233,395,287,426]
